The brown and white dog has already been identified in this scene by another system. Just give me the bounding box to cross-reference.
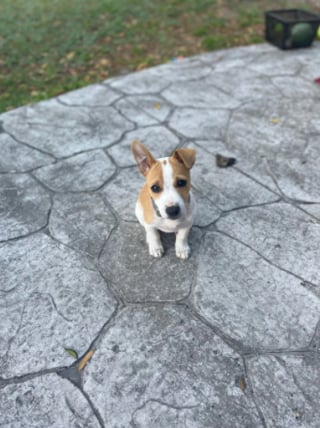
[131,140,196,259]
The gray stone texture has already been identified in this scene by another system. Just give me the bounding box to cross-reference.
[49,192,116,257]
[248,354,320,428]
[100,166,142,222]
[58,83,121,106]
[34,150,116,192]
[226,97,320,201]
[0,374,100,428]
[0,173,51,241]
[162,79,241,109]
[191,143,278,211]
[2,99,134,157]
[0,233,116,378]
[169,107,230,139]
[115,95,172,126]
[99,223,202,302]
[0,133,53,173]
[1,42,320,427]
[108,125,179,168]
[109,67,171,94]
[192,231,320,350]
[217,203,320,286]
[84,305,262,428]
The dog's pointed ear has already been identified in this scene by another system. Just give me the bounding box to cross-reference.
[172,148,196,169]
[131,140,156,176]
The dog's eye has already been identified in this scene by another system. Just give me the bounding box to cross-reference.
[151,184,161,193]
[176,179,187,188]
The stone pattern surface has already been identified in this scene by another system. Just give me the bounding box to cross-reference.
[1,43,320,427]
[0,374,100,428]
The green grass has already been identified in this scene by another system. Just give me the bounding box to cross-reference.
[238,5,261,28]
[1,0,319,112]
[202,35,227,50]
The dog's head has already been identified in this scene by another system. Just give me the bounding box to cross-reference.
[131,140,196,220]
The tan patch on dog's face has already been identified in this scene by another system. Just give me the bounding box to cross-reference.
[169,157,191,203]
[138,161,164,224]
[145,161,164,201]
[138,184,154,224]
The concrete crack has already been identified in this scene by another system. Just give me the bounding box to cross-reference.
[181,301,250,355]
[79,389,105,428]
[0,366,67,390]
[215,227,320,291]
[0,223,49,245]
[243,356,267,428]
[2,128,57,160]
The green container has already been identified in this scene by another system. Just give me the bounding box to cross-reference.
[265,9,320,49]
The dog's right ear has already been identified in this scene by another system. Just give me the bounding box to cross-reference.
[131,140,156,176]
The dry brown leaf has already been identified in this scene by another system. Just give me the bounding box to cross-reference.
[77,349,95,371]
[66,52,75,60]
[98,58,110,67]
[216,153,236,168]
[239,376,247,392]
[136,62,148,71]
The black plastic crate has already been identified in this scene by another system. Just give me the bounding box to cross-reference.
[265,9,320,49]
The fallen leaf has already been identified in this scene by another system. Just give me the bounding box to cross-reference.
[216,153,236,168]
[270,118,281,124]
[66,51,75,60]
[314,77,320,84]
[98,58,110,67]
[65,348,79,359]
[239,376,247,392]
[153,102,161,109]
[100,71,109,79]
[136,62,148,71]
[77,349,95,371]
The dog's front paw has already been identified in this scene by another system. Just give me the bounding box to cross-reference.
[176,244,190,260]
[149,243,164,258]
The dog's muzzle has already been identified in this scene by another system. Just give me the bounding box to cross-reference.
[151,198,181,220]
[165,204,180,220]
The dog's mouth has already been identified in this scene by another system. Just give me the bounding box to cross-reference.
[167,214,180,220]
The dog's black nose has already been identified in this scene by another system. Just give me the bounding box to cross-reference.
[166,205,180,219]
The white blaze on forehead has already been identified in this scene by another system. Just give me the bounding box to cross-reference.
[157,157,184,212]
[161,157,173,191]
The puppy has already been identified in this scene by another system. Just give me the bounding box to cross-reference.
[131,140,196,259]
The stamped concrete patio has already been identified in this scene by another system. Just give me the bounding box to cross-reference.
[1,42,320,427]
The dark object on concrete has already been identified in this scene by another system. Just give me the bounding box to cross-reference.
[265,9,320,49]
[216,153,236,168]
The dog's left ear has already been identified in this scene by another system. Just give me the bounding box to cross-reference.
[172,148,196,169]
